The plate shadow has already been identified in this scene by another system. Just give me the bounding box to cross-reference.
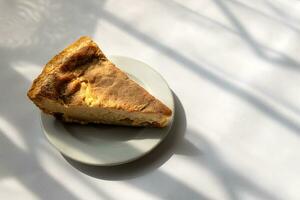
[62,91,187,180]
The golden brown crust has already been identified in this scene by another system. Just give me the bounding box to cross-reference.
[27,36,172,127]
[27,36,101,102]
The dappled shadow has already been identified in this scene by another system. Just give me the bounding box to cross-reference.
[227,0,300,34]
[0,1,199,199]
[183,129,283,200]
[164,0,237,34]
[167,0,300,71]
[96,9,300,136]
[160,0,300,118]
[0,0,105,64]
[211,0,300,71]
[164,0,300,71]
[0,130,80,200]
[166,0,300,36]
[0,0,112,199]
[0,0,298,199]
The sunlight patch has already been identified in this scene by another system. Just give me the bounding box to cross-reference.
[0,116,28,151]
[12,62,41,81]
[0,177,38,200]
[37,148,109,200]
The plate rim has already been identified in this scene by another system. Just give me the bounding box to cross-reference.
[40,55,174,166]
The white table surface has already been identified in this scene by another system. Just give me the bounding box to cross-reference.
[1,0,300,199]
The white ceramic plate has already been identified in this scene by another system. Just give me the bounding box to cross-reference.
[41,56,174,166]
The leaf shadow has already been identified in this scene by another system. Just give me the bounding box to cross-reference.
[184,129,283,200]
[96,8,300,136]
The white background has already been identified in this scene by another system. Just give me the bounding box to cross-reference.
[1,0,300,199]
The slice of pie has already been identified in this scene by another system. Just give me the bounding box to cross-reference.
[27,36,172,127]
